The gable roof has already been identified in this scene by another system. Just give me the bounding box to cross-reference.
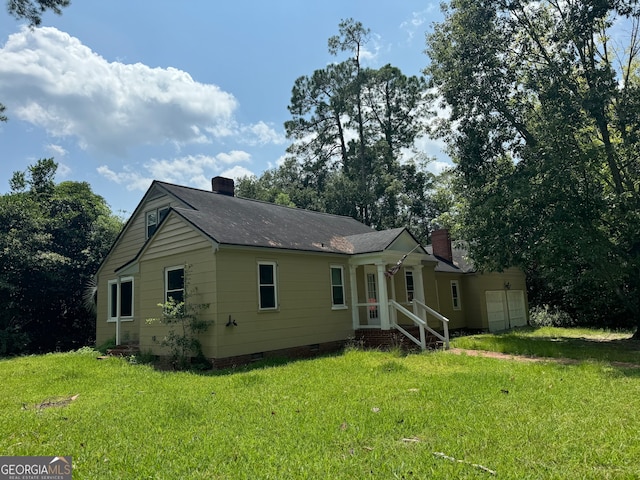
[102,180,437,275]
[155,181,414,255]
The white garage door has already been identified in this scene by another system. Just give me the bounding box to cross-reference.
[486,290,527,332]
[507,290,527,328]
[486,291,507,332]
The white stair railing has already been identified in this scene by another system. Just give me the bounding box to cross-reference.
[389,300,450,350]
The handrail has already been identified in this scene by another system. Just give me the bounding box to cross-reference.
[413,299,450,349]
[413,299,450,326]
[389,300,450,350]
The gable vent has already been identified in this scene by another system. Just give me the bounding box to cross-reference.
[212,176,235,196]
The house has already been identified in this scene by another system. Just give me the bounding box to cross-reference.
[95,177,528,367]
[426,230,529,333]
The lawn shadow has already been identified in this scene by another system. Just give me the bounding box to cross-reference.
[151,349,350,377]
[457,327,640,375]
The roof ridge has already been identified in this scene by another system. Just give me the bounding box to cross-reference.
[156,180,369,222]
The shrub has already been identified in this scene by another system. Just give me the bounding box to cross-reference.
[529,305,575,328]
[96,337,116,354]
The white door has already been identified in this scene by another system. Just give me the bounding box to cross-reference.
[365,269,380,325]
[486,290,527,331]
[507,290,527,327]
[486,291,508,332]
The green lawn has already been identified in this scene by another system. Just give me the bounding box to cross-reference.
[451,326,640,364]
[1,335,640,479]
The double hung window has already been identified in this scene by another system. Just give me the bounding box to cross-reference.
[146,206,170,238]
[165,266,185,305]
[451,280,461,310]
[405,270,415,302]
[330,266,346,308]
[258,262,277,310]
[108,277,134,321]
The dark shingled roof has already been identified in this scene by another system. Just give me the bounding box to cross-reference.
[158,181,405,254]
[424,245,475,273]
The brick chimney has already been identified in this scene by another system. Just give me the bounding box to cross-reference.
[212,176,235,196]
[431,229,453,262]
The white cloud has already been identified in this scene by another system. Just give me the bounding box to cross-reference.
[427,160,452,175]
[414,134,451,165]
[359,44,379,64]
[216,150,251,164]
[144,154,217,183]
[98,150,255,191]
[0,27,238,155]
[97,165,153,191]
[46,144,67,158]
[57,163,72,178]
[400,2,440,44]
[220,165,255,181]
[242,121,286,146]
[400,6,439,42]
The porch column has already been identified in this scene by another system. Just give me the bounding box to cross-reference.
[413,265,426,322]
[376,263,390,330]
[349,265,359,330]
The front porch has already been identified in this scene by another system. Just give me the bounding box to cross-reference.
[348,246,450,351]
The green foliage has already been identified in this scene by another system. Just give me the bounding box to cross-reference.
[96,337,116,354]
[0,160,123,354]
[425,0,640,332]
[529,305,576,328]
[237,19,437,241]
[128,349,156,365]
[7,0,69,27]
[1,345,640,478]
[146,267,211,370]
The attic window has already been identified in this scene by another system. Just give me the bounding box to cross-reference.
[146,206,170,238]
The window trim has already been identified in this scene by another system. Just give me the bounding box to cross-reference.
[451,280,461,310]
[145,205,170,239]
[107,277,134,322]
[330,265,347,309]
[257,261,278,311]
[164,265,185,306]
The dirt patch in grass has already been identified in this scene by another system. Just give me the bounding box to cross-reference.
[448,348,640,369]
[25,394,80,410]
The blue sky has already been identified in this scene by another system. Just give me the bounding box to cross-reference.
[0,1,449,216]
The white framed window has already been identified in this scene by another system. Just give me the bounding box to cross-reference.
[165,266,185,305]
[258,261,277,310]
[405,270,415,303]
[366,272,378,320]
[330,265,346,308]
[451,280,461,310]
[107,277,134,321]
[146,206,170,238]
